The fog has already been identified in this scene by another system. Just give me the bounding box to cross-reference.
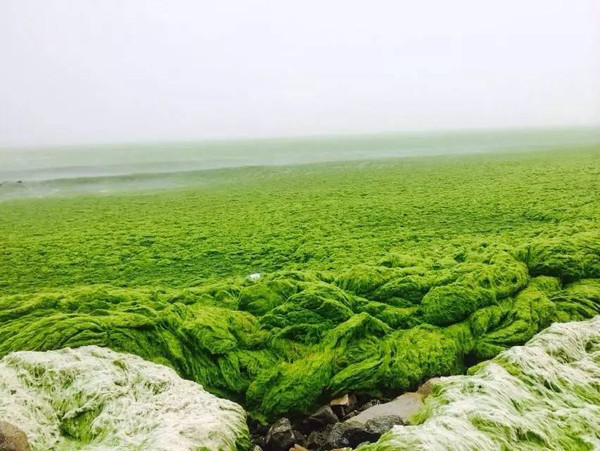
[1,0,599,149]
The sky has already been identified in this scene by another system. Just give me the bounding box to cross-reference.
[0,0,599,148]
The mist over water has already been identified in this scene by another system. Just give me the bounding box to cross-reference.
[2,128,599,184]
[1,127,599,201]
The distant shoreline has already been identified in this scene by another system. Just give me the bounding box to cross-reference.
[1,127,599,184]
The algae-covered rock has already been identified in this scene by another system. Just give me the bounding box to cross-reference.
[360,316,600,450]
[0,346,250,451]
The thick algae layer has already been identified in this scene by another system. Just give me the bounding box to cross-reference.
[1,148,600,421]
[0,346,250,451]
[2,148,599,295]
[360,315,600,451]
[1,231,599,420]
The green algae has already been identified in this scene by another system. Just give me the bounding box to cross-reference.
[2,148,599,296]
[1,232,600,420]
[1,148,600,422]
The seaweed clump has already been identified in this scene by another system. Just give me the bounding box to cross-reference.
[1,232,600,420]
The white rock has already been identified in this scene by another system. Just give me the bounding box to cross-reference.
[361,316,600,450]
[0,346,249,450]
[352,393,424,424]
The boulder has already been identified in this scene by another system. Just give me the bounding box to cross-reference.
[264,418,304,451]
[306,429,331,449]
[357,399,381,412]
[323,413,405,448]
[304,405,339,428]
[248,418,268,449]
[326,421,380,449]
[0,346,250,450]
[348,317,600,449]
[351,392,424,425]
[364,415,404,434]
[330,393,357,418]
[0,422,30,451]
[341,410,359,421]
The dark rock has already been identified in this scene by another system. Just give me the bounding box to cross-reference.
[248,417,269,449]
[264,418,306,451]
[252,435,266,449]
[330,393,357,418]
[248,417,269,434]
[265,418,297,451]
[306,427,331,449]
[326,420,380,449]
[293,430,306,447]
[304,405,339,429]
[365,415,404,434]
[0,421,30,451]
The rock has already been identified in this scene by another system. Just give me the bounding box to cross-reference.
[307,429,330,449]
[330,393,357,418]
[351,392,424,425]
[304,405,339,428]
[293,430,306,447]
[326,421,380,449]
[341,410,359,421]
[331,393,356,409]
[365,415,404,434]
[0,346,250,450]
[351,317,600,449]
[0,421,30,451]
[252,436,266,449]
[417,377,441,398]
[358,399,381,412]
[264,418,304,451]
[248,418,269,449]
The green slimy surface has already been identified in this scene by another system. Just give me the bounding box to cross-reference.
[1,231,599,420]
[1,147,600,424]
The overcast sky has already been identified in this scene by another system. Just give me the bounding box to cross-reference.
[0,0,599,148]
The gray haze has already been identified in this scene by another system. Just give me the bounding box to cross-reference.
[1,0,599,148]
